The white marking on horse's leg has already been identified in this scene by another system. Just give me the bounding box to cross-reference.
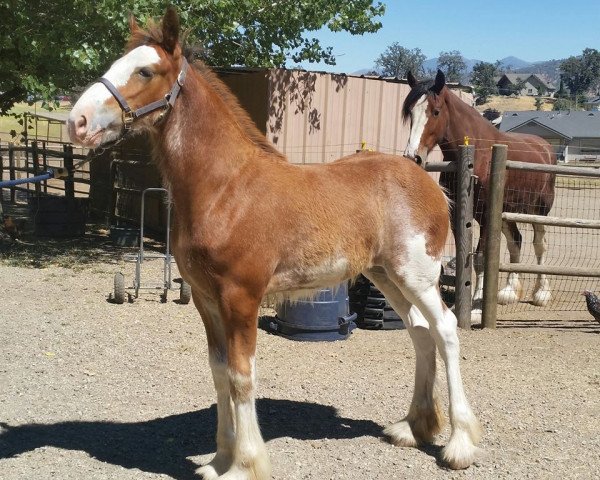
[498,221,522,305]
[226,358,271,480]
[364,269,444,447]
[394,236,480,469]
[471,238,484,323]
[404,95,428,159]
[532,224,551,306]
[197,356,236,480]
[414,292,481,469]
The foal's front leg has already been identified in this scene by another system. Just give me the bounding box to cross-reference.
[215,287,270,480]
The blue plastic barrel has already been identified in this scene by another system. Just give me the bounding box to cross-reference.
[270,283,357,341]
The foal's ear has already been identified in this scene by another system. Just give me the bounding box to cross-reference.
[431,69,446,94]
[161,7,180,54]
[407,71,417,88]
[129,14,141,35]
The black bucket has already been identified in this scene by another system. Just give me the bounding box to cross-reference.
[268,283,357,342]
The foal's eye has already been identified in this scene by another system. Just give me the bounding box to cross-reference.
[433,109,440,117]
[138,68,154,79]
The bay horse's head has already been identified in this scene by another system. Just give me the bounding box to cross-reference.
[403,70,448,164]
[68,8,185,148]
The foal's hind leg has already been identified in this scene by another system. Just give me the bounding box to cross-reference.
[386,239,480,469]
[532,223,551,306]
[498,220,523,305]
[364,269,444,447]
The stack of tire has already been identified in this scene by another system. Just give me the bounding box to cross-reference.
[348,275,402,330]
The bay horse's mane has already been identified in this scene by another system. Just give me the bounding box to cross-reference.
[125,20,285,160]
[402,79,435,122]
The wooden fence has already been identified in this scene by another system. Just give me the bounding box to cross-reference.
[0,141,90,201]
[481,145,600,328]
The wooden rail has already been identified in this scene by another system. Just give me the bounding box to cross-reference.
[502,212,600,229]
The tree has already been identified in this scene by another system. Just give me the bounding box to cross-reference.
[506,76,527,96]
[0,0,386,113]
[560,48,600,97]
[437,50,466,83]
[373,42,426,78]
[470,61,499,103]
[534,96,544,111]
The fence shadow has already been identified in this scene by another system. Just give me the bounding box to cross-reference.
[0,399,383,480]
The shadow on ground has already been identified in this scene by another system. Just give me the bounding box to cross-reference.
[0,399,384,480]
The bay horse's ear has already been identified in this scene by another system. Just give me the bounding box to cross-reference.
[161,7,180,54]
[407,71,417,88]
[431,69,446,94]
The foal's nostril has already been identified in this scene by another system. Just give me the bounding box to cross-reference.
[415,155,423,166]
[74,115,88,138]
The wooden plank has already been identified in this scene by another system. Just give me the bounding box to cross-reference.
[482,145,508,329]
[500,263,600,277]
[502,212,600,229]
[506,160,600,178]
[454,145,474,329]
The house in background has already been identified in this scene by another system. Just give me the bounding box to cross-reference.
[500,110,600,162]
[583,96,600,111]
[496,73,556,97]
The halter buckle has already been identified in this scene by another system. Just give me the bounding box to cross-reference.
[123,111,135,130]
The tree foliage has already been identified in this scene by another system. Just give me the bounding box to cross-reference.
[0,0,385,113]
[374,42,426,78]
[436,50,466,83]
[470,61,499,103]
[560,48,600,97]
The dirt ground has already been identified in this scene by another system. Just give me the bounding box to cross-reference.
[1,240,599,480]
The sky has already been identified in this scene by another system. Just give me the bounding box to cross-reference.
[296,0,600,74]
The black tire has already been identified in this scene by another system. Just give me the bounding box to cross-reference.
[114,272,125,304]
[180,281,192,305]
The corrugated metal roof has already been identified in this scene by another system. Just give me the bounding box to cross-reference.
[500,110,600,139]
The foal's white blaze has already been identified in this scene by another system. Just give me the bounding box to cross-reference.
[68,46,161,146]
[404,95,428,159]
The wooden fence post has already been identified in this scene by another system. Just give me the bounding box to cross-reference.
[455,145,475,329]
[32,141,41,197]
[64,144,75,214]
[8,142,15,203]
[482,144,508,329]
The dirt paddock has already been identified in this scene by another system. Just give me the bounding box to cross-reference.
[1,250,599,479]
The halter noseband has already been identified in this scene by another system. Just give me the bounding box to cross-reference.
[97,58,189,131]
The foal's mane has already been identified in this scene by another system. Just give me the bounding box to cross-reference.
[126,21,286,160]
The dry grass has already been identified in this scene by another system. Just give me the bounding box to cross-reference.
[475,95,554,113]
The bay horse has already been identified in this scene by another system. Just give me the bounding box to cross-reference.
[67,10,481,478]
[404,71,556,321]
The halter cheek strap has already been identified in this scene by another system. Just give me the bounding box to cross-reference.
[97,58,189,130]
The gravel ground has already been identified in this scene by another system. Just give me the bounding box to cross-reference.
[1,256,599,480]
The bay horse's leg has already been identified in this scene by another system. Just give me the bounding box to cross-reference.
[363,269,444,447]
[192,293,236,480]
[531,223,551,306]
[497,220,523,305]
[471,232,485,323]
[218,286,270,480]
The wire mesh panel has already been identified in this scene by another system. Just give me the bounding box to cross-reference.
[484,173,600,317]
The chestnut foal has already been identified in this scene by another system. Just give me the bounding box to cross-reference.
[68,9,480,478]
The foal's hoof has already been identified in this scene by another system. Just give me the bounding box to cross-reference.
[497,287,521,305]
[441,429,480,470]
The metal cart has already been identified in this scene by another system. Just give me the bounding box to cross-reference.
[112,187,191,304]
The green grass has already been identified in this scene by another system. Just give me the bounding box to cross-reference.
[0,102,70,143]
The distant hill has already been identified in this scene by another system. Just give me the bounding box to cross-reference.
[356,55,563,85]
